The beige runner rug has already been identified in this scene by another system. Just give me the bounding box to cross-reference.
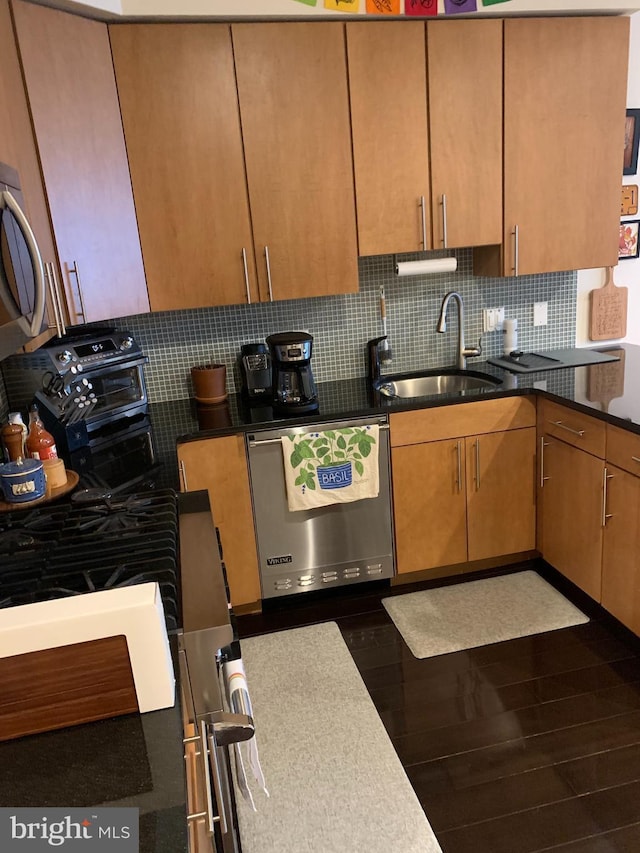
[383,570,588,659]
[236,621,442,853]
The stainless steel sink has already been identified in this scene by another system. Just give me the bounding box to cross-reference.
[374,369,502,399]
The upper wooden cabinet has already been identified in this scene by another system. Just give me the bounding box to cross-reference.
[232,23,358,301]
[12,0,149,325]
[475,16,629,277]
[427,20,502,251]
[346,20,502,256]
[110,24,259,311]
[0,0,61,348]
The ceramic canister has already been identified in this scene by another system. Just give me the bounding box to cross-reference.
[0,458,46,504]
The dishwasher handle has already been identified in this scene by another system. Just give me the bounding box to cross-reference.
[248,422,389,447]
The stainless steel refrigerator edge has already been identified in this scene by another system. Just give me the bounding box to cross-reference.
[246,415,395,598]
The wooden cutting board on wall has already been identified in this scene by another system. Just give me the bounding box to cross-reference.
[589,267,628,341]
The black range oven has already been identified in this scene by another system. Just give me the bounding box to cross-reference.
[3,326,156,489]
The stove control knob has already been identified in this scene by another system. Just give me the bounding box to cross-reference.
[120,336,134,350]
[56,350,73,366]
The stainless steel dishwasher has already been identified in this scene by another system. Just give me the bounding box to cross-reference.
[246,415,394,599]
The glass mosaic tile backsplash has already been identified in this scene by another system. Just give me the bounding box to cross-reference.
[1,249,576,410]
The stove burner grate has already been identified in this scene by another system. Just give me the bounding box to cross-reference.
[0,490,180,631]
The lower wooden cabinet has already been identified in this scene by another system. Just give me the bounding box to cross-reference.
[601,464,640,632]
[600,426,640,632]
[539,433,604,601]
[177,435,261,609]
[391,398,536,576]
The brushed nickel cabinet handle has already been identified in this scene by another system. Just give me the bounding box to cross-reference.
[241,247,251,304]
[456,440,462,493]
[419,195,427,250]
[550,420,585,438]
[602,467,614,527]
[44,263,62,337]
[179,459,188,492]
[264,245,274,302]
[475,439,481,490]
[441,193,448,249]
[512,224,519,276]
[632,456,640,464]
[540,437,551,488]
[68,260,87,322]
[49,263,67,337]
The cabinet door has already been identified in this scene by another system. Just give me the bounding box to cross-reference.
[540,435,604,601]
[0,0,61,346]
[177,436,261,609]
[392,438,467,574]
[346,21,430,256]
[466,427,536,562]
[501,17,628,275]
[427,20,502,250]
[232,23,358,301]
[12,0,149,324]
[601,465,640,633]
[110,24,259,312]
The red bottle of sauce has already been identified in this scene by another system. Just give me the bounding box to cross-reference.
[26,403,58,461]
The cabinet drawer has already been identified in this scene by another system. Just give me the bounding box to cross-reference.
[607,424,640,476]
[390,396,536,447]
[540,400,606,459]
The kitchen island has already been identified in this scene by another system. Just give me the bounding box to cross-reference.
[0,660,187,853]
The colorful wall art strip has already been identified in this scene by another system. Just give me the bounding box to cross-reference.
[482,0,513,5]
[292,0,318,5]
[405,0,438,15]
[366,0,401,13]
[445,0,477,12]
[324,0,359,11]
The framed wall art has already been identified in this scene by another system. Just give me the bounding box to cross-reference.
[619,219,640,259]
[623,109,640,176]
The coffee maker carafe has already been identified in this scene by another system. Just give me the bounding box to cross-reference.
[266,332,318,414]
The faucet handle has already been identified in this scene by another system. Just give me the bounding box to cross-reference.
[464,338,483,360]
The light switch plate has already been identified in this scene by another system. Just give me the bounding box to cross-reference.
[533,302,548,327]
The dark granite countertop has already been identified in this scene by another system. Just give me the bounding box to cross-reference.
[150,344,640,490]
[0,643,188,852]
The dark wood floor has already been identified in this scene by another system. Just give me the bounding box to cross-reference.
[237,560,640,853]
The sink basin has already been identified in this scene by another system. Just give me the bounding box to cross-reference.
[374,369,502,399]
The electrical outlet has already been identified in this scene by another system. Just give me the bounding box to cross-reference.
[533,302,548,327]
[482,307,505,333]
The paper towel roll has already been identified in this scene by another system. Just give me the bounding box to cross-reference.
[503,318,518,355]
[395,257,457,276]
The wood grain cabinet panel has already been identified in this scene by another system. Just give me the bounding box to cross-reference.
[346,21,431,256]
[392,438,467,574]
[427,19,502,250]
[539,434,604,602]
[466,427,536,562]
[177,435,261,609]
[601,464,640,633]
[12,0,149,324]
[476,16,629,276]
[232,23,358,301]
[606,424,640,477]
[110,24,259,311]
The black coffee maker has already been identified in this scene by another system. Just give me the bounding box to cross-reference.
[266,331,318,414]
[239,342,272,401]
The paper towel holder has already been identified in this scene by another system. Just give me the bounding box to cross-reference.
[394,256,458,277]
